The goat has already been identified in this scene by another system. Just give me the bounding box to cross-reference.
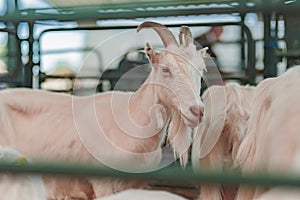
[96,189,188,200]
[191,83,255,200]
[235,66,300,200]
[0,22,207,199]
[254,187,300,200]
[0,146,47,200]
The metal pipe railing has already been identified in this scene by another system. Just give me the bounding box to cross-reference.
[1,1,300,23]
[36,21,256,85]
[1,161,300,187]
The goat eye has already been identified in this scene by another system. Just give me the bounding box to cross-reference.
[161,67,171,75]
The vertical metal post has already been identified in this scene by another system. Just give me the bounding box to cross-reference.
[240,14,246,70]
[22,21,34,87]
[6,0,15,14]
[275,13,279,42]
[15,23,22,83]
[263,13,277,78]
[242,23,256,85]
[5,0,23,86]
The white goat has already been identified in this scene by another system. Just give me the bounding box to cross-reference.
[0,146,46,200]
[191,83,255,200]
[235,66,300,200]
[0,22,207,199]
[254,187,300,200]
[96,189,188,200]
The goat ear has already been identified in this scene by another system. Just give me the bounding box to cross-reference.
[198,47,209,60]
[145,42,159,64]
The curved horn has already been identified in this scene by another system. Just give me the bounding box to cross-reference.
[179,26,193,47]
[137,21,178,47]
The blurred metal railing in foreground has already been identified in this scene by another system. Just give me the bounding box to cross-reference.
[0,161,300,187]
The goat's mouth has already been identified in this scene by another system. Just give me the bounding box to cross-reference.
[180,112,200,128]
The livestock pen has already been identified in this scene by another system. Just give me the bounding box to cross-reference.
[0,0,300,200]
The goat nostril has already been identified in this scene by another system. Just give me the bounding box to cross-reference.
[190,105,203,117]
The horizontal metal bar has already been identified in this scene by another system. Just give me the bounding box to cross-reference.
[20,0,237,11]
[0,28,16,34]
[1,2,300,23]
[37,22,245,40]
[275,49,300,57]
[1,161,300,187]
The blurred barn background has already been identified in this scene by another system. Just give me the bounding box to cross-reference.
[0,0,299,95]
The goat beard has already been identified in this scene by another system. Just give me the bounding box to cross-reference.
[167,111,193,168]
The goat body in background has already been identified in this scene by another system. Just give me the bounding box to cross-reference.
[235,66,300,200]
[192,83,255,200]
[96,189,188,200]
